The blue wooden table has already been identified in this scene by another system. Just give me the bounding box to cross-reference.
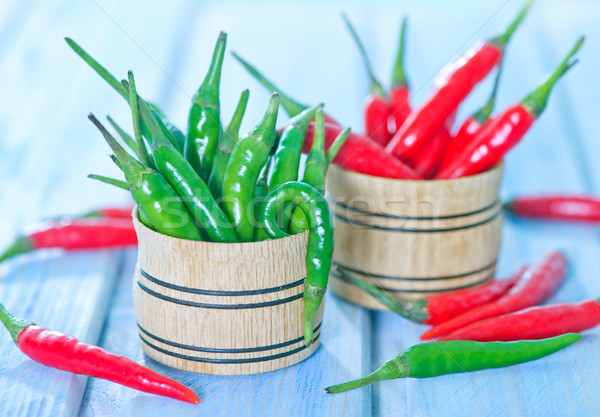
[1,0,599,415]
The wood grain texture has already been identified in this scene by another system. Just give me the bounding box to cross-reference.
[327,163,503,304]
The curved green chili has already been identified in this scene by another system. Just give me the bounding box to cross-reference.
[127,72,237,243]
[185,32,226,181]
[88,114,202,240]
[223,93,279,242]
[261,181,334,346]
[208,89,250,200]
[326,334,582,393]
[268,103,321,191]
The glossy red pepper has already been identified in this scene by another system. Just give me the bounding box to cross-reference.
[389,17,411,134]
[435,37,583,180]
[441,298,600,342]
[386,2,531,162]
[0,219,137,263]
[0,303,199,404]
[342,14,391,146]
[410,126,451,178]
[303,122,422,179]
[504,195,600,223]
[421,251,567,340]
[81,206,135,219]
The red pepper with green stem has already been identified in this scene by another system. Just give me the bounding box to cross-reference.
[441,298,600,342]
[0,219,137,263]
[0,303,199,404]
[389,17,411,134]
[503,195,600,223]
[303,122,421,179]
[386,1,532,162]
[435,37,583,179]
[421,251,567,340]
[337,266,525,325]
[342,13,391,146]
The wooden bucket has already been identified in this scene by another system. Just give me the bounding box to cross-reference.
[327,163,504,308]
[131,209,322,375]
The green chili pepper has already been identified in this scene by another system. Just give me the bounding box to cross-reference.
[106,116,138,157]
[126,73,154,168]
[88,114,202,240]
[223,93,279,242]
[261,181,334,346]
[87,174,129,191]
[326,334,582,393]
[253,155,274,242]
[127,72,237,243]
[147,102,186,152]
[268,103,321,191]
[185,32,226,181]
[208,89,250,200]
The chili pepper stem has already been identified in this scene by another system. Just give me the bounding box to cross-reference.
[231,52,307,117]
[473,59,504,123]
[391,17,409,88]
[87,174,130,191]
[304,283,326,346]
[325,355,407,393]
[0,236,34,264]
[521,37,583,116]
[342,13,386,98]
[489,0,533,48]
[325,128,351,167]
[0,303,32,343]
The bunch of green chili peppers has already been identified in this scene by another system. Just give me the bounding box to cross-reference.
[66,32,350,346]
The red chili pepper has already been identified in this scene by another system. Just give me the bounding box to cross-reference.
[441,298,600,342]
[389,17,412,134]
[423,266,526,325]
[82,206,135,219]
[504,195,600,223]
[439,61,503,172]
[342,14,391,147]
[421,251,567,340]
[410,115,455,178]
[386,2,531,162]
[0,303,199,404]
[0,219,138,263]
[303,122,422,179]
[435,37,583,180]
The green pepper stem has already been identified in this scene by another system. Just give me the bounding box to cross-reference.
[337,268,429,323]
[232,52,307,117]
[304,282,326,346]
[221,89,250,152]
[501,200,515,213]
[391,16,409,88]
[325,127,351,168]
[127,71,153,167]
[472,57,504,124]
[489,0,533,48]
[87,174,130,191]
[289,103,322,130]
[193,31,226,108]
[0,303,33,344]
[341,13,386,98]
[325,355,407,393]
[106,116,138,157]
[0,236,34,264]
[521,36,583,117]
[109,154,123,171]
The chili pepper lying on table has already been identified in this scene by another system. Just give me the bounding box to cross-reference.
[389,17,411,135]
[186,32,226,181]
[0,219,137,263]
[336,266,525,324]
[303,122,422,179]
[223,93,279,242]
[325,334,580,393]
[421,251,567,340]
[503,195,600,223]
[442,298,600,341]
[261,181,334,346]
[88,115,203,241]
[435,36,584,179]
[386,1,531,162]
[342,13,391,146]
[231,52,340,126]
[79,206,135,220]
[0,303,199,404]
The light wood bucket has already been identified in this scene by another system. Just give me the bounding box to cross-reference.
[131,209,322,375]
[327,163,504,308]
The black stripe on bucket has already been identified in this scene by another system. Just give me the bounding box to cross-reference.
[136,279,303,309]
[139,333,321,364]
[137,322,322,354]
[139,267,305,296]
